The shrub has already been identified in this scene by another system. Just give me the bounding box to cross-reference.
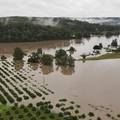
[28,103,33,108]
[117,114,120,118]
[1,55,7,61]
[97,117,101,120]
[17,97,22,102]
[88,112,94,117]
[48,105,53,109]
[79,114,86,119]
[75,110,79,114]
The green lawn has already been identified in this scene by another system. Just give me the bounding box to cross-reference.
[83,53,120,61]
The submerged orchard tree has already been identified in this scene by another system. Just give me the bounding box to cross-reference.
[1,55,7,61]
[13,47,25,61]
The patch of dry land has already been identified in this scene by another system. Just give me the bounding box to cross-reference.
[84,52,120,60]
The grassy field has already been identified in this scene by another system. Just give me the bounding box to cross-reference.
[83,53,120,61]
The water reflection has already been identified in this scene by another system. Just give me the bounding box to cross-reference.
[0,36,120,59]
[13,60,24,71]
[82,59,86,63]
[42,77,48,87]
[28,63,39,70]
[60,66,75,75]
[74,39,83,44]
[41,65,54,75]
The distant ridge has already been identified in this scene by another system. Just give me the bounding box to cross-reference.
[0,16,120,26]
[77,17,120,26]
[0,16,120,42]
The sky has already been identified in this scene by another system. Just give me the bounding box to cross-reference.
[0,0,120,17]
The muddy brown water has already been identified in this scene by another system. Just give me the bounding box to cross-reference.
[0,35,120,58]
[1,36,120,111]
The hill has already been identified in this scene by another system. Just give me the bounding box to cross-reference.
[0,17,120,42]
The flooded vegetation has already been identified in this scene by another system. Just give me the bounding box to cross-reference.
[0,35,120,119]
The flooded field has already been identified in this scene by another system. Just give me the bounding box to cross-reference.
[0,36,120,119]
[0,35,120,58]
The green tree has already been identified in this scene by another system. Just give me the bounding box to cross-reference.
[13,47,24,60]
[55,49,67,59]
[67,47,76,56]
[41,54,53,65]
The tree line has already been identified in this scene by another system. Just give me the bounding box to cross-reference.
[0,17,120,42]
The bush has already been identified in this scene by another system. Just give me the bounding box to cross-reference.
[88,112,94,117]
[28,103,33,108]
[1,55,7,61]
[75,110,79,114]
[17,97,22,102]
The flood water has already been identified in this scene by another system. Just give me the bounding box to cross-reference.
[0,35,120,108]
[0,35,120,58]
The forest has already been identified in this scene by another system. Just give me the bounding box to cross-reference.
[0,17,120,42]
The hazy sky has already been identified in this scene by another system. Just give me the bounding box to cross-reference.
[0,0,119,17]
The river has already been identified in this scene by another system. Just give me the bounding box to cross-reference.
[0,36,120,118]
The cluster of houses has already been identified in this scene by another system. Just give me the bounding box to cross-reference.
[81,39,120,60]
[92,39,120,55]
